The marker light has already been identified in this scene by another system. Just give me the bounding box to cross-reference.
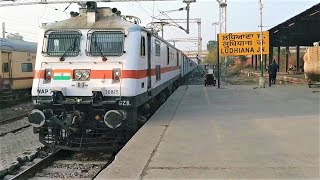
[113,69,121,82]
[45,69,52,81]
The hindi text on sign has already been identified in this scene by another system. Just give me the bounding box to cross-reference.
[218,31,269,56]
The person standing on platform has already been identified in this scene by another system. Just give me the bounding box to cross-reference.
[268,60,279,86]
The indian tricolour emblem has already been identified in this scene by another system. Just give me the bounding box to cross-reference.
[53,69,71,80]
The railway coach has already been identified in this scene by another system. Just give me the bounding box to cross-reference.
[0,38,37,102]
[28,2,196,151]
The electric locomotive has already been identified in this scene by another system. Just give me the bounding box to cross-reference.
[28,2,196,151]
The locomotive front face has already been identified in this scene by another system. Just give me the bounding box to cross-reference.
[29,4,192,151]
[29,8,144,151]
[32,29,127,100]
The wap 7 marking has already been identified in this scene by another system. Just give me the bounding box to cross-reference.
[37,89,52,95]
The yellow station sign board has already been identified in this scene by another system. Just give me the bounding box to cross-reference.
[218,31,269,56]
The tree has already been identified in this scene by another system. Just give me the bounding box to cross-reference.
[207,40,217,51]
[203,46,218,64]
[7,33,23,40]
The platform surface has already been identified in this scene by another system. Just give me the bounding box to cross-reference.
[96,84,320,179]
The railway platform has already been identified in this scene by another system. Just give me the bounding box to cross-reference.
[96,84,319,179]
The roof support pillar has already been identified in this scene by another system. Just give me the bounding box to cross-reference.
[255,55,258,70]
[277,46,280,72]
[296,45,300,73]
[251,55,254,68]
[286,46,289,72]
[269,46,273,66]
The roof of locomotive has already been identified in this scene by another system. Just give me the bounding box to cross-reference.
[0,38,37,52]
[42,7,141,31]
[41,7,191,59]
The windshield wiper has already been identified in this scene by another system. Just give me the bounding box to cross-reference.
[59,38,77,61]
[94,41,107,61]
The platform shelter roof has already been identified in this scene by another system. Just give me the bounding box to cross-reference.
[269,3,320,47]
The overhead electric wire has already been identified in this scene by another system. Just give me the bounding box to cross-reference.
[149,6,198,52]
[134,1,154,18]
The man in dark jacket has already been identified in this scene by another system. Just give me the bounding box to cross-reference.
[268,60,279,86]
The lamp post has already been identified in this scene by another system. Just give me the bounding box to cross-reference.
[212,22,219,41]
[258,0,265,88]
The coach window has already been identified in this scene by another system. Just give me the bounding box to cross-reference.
[140,37,146,57]
[176,52,179,66]
[3,63,9,73]
[155,40,160,56]
[21,63,33,72]
[156,65,161,81]
[167,47,170,65]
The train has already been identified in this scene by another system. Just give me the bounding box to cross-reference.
[0,38,37,104]
[303,43,320,87]
[28,2,197,151]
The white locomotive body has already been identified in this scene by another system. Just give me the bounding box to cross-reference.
[29,3,196,151]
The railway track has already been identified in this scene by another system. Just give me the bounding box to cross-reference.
[7,150,114,180]
[0,113,29,126]
[0,114,30,137]
[0,69,202,179]
[0,97,32,110]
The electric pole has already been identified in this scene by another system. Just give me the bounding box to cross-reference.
[197,19,202,62]
[152,18,202,61]
[212,22,218,41]
[2,22,5,38]
[259,0,265,88]
[216,0,227,83]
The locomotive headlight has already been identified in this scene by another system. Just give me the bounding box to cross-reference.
[82,70,90,80]
[74,69,90,81]
[74,71,82,80]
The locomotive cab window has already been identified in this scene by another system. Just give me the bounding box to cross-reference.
[87,31,124,56]
[21,63,33,72]
[43,31,81,57]
[3,63,9,73]
[140,37,145,57]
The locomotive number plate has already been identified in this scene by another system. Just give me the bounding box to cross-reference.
[77,82,87,88]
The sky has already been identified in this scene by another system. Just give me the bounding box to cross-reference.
[0,0,318,51]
